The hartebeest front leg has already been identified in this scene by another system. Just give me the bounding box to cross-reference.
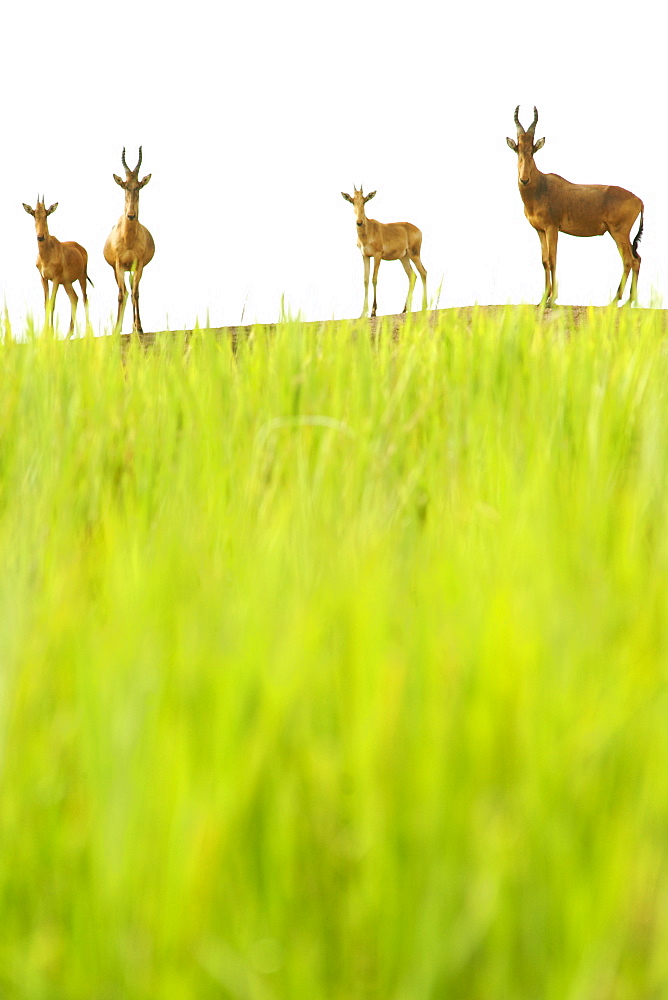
[362,254,371,317]
[114,264,129,334]
[371,255,382,317]
[47,280,61,330]
[130,264,145,333]
[537,228,558,307]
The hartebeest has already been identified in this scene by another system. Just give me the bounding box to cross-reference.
[507,107,644,307]
[104,147,155,333]
[22,198,92,336]
[341,186,427,318]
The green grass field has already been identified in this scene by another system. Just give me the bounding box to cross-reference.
[1,307,667,999]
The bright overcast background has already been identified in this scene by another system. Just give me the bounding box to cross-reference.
[2,0,666,334]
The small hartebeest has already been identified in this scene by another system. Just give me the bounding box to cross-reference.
[507,107,644,307]
[341,186,427,318]
[103,147,155,333]
[22,198,92,336]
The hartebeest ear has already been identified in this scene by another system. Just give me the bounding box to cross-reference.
[341,192,353,203]
[364,191,376,203]
[533,137,545,153]
[46,203,58,216]
[138,173,152,189]
[113,173,126,188]
[22,203,35,216]
[506,137,518,152]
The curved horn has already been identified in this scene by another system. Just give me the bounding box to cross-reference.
[527,106,538,136]
[135,146,143,173]
[514,106,524,135]
[121,147,129,172]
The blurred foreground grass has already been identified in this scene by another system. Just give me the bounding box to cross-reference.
[1,308,667,999]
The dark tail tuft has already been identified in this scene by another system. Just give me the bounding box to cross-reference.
[86,272,95,288]
[632,210,644,258]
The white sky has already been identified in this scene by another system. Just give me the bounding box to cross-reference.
[3,0,667,334]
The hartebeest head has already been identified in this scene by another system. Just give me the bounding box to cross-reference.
[113,147,152,221]
[341,186,376,227]
[23,198,58,242]
[506,106,546,187]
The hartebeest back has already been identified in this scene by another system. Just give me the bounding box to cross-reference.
[507,107,644,306]
[103,147,155,333]
[22,198,92,336]
[341,186,427,318]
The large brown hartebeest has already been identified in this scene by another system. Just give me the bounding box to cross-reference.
[22,198,92,336]
[341,186,427,318]
[104,147,155,333]
[506,107,644,307]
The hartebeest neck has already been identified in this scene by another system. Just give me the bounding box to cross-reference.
[118,213,142,241]
[36,233,60,261]
[517,166,548,205]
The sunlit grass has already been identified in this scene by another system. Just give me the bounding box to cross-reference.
[1,307,667,999]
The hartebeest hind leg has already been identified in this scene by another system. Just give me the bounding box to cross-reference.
[63,282,79,336]
[400,257,417,313]
[410,253,428,310]
[610,231,639,305]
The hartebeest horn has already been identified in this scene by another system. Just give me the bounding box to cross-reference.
[514,106,539,136]
[121,146,143,175]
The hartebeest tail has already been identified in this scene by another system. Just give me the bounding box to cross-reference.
[23,198,91,336]
[103,146,155,333]
[341,185,427,318]
[506,106,644,306]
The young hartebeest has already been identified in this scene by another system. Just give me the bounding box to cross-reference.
[22,198,92,336]
[507,107,644,307]
[104,147,155,333]
[341,186,427,318]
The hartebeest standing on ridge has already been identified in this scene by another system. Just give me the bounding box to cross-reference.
[104,147,155,333]
[22,198,92,336]
[341,186,427,318]
[507,107,644,307]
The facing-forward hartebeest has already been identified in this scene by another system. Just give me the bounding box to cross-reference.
[341,186,427,318]
[507,107,644,307]
[104,147,155,333]
[22,198,92,336]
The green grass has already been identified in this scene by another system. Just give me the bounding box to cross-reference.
[1,307,668,999]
